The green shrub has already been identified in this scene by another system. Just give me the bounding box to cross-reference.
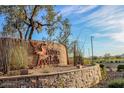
[117,65,124,72]
[83,59,91,65]
[108,78,124,88]
[110,61,113,63]
[8,46,29,70]
[100,64,107,80]
[100,64,104,69]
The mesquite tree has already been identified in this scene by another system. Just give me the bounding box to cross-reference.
[0,5,71,41]
[0,5,71,71]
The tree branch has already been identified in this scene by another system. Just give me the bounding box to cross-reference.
[31,5,38,20]
[25,25,30,40]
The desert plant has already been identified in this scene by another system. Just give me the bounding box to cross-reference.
[110,61,113,63]
[100,64,107,80]
[100,64,104,69]
[8,45,29,70]
[7,70,20,76]
[115,61,118,63]
[83,59,91,65]
[108,78,124,88]
[117,65,124,72]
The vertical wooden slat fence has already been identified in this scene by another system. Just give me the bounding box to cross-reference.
[0,38,29,74]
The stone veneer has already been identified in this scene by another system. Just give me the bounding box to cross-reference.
[0,64,101,88]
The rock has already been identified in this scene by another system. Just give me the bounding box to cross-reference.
[76,65,82,69]
[20,69,28,75]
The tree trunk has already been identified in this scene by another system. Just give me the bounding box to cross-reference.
[28,27,34,40]
[18,30,23,39]
[25,26,30,40]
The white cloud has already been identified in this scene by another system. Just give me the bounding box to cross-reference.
[75,5,98,14]
[59,5,98,17]
[93,31,124,43]
[79,6,124,43]
[59,6,80,17]
[111,32,124,42]
[60,6,124,44]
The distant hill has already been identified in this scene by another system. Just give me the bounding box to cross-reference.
[120,54,124,57]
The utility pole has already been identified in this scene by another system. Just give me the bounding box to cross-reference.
[91,36,94,64]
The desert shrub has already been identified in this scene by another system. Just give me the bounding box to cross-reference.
[8,46,29,70]
[7,70,20,76]
[117,65,124,72]
[100,64,107,80]
[83,59,91,65]
[100,64,104,68]
[106,66,110,68]
[110,61,114,63]
[108,78,124,88]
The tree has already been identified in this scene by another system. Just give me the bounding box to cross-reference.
[0,6,70,41]
[0,5,71,72]
[56,18,71,65]
[104,53,111,62]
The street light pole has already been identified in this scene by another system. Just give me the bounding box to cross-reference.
[91,36,94,64]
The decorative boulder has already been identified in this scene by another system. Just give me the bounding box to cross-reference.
[20,69,28,75]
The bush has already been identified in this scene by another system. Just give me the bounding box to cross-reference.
[8,46,29,70]
[108,78,124,88]
[7,70,20,76]
[117,65,124,72]
[83,59,91,65]
[110,61,113,63]
[100,61,102,63]
[100,64,104,69]
[99,64,107,80]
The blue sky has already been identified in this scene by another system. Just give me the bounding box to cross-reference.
[1,5,124,57]
[55,5,124,57]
